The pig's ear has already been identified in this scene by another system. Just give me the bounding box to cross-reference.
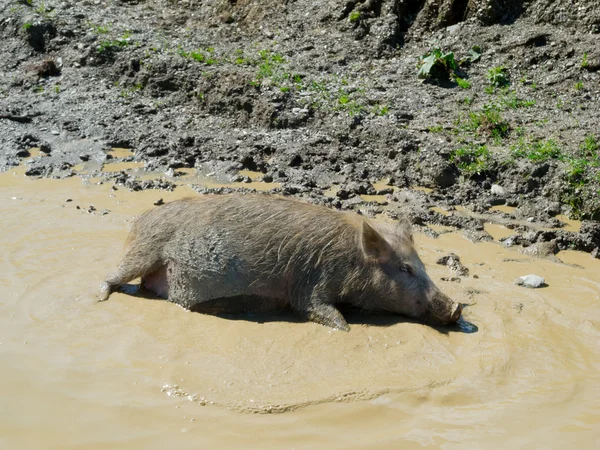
[397,217,414,243]
[361,221,390,262]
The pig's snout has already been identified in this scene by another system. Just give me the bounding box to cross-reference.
[449,302,462,323]
[424,292,462,325]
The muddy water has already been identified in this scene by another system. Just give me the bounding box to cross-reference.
[2,168,600,449]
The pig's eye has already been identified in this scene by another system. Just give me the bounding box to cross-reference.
[400,265,415,275]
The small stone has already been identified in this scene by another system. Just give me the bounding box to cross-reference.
[491,184,505,195]
[65,198,72,202]
[441,276,461,283]
[436,253,469,276]
[515,274,546,288]
[40,141,51,153]
[154,198,164,206]
[51,130,60,135]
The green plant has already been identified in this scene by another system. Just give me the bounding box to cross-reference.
[97,36,130,53]
[417,48,458,82]
[427,124,444,133]
[371,104,389,116]
[574,80,584,91]
[35,1,53,18]
[455,77,471,89]
[580,135,599,157]
[487,66,509,87]
[54,84,60,94]
[450,144,492,175]
[21,22,32,30]
[511,139,562,162]
[250,50,288,86]
[461,106,510,139]
[561,135,600,219]
[581,52,589,69]
[500,92,535,109]
[465,46,481,64]
[349,11,361,23]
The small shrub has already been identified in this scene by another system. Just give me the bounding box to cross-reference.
[349,11,361,23]
[487,66,509,87]
[461,106,510,139]
[455,77,471,89]
[511,139,562,162]
[450,144,492,175]
[417,48,458,82]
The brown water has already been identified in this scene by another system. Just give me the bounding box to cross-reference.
[2,166,600,449]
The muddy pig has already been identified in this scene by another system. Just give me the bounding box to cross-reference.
[100,194,462,330]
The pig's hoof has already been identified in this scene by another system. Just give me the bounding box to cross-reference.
[307,305,350,331]
[99,282,111,302]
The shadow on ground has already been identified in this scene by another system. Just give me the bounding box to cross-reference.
[118,284,478,334]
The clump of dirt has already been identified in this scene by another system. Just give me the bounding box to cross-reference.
[0,0,599,254]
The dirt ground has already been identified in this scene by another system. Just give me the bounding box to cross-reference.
[1,0,599,255]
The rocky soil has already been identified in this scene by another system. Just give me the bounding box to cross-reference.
[1,0,599,256]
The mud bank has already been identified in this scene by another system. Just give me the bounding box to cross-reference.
[1,0,600,257]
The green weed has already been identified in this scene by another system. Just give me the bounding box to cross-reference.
[349,11,361,23]
[511,139,562,162]
[487,66,509,87]
[455,77,471,89]
[461,106,510,139]
[417,48,458,82]
[450,144,492,175]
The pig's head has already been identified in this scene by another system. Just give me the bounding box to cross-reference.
[358,219,462,326]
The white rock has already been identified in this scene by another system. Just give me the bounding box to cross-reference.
[491,184,505,195]
[515,274,546,288]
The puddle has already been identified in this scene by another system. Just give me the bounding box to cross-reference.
[490,205,517,214]
[360,194,388,204]
[372,179,395,193]
[412,186,433,193]
[427,223,455,234]
[108,147,135,159]
[484,223,515,241]
[323,186,339,197]
[430,206,450,216]
[556,214,582,233]
[102,161,145,173]
[2,163,600,448]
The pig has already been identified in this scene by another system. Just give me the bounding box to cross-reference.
[100,194,462,330]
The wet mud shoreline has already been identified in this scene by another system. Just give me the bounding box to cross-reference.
[1,0,599,258]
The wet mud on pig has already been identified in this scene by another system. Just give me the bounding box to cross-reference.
[100,194,462,330]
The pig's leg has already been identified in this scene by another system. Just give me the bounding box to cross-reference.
[164,261,210,309]
[293,286,350,331]
[305,304,350,331]
[99,248,162,301]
